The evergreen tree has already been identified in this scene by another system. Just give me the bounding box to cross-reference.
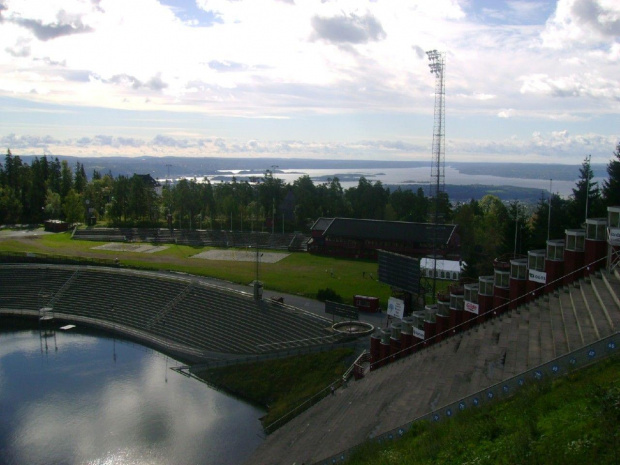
[568,155,604,226]
[74,162,87,194]
[603,142,620,206]
[60,160,73,199]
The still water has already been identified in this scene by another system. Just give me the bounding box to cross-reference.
[0,326,265,465]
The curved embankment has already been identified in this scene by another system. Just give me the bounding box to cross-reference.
[0,264,348,362]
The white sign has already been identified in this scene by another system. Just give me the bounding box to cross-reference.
[464,300,479,315]
[412,327,425,340]
[529,269,547,284]
[387,297,405,319]
[610,228,620,245]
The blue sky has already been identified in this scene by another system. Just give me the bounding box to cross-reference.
[0,0,619,163]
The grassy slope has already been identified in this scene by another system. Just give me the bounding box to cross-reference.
[347,356,620,465]
[195,348,354,427]
[0,232,391,305]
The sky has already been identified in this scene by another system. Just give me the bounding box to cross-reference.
[0,0,619,164]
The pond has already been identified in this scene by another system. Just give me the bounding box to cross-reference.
[0,323,265,465]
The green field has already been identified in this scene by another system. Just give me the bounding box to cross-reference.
[346,356,620,465]
[0,230,395,306]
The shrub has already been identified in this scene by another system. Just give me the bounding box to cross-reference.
[317,287,343,303]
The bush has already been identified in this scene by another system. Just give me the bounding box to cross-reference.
[317,287,343,303]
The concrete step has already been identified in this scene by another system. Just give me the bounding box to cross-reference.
[569,284,599,342]
[549,294,569,357]
[538,304,555,362]
[527,302,543,368]
[558,291,583,350]
[588,276,619,330]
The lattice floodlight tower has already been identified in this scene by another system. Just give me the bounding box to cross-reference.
[426,49,446,201]
[426,49,446,303]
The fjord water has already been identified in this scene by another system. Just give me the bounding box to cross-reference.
[0,327,265,465]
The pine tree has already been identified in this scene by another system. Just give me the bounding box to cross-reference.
[568,155,603,226]
[603,143,620,206]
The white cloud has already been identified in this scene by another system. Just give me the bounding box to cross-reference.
[0,0,618,163]
[498,108,516,118]
[541,0,620,48]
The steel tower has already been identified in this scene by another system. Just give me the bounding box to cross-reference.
[426,50,446,201]
[426,49,446,303]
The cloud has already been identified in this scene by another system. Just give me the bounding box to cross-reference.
[411,45,425,59]
[311,12,386,44]
[5,38,31,57]
[571,0,620,37]
[519,73,620,100]
[108,74,168,92]
[542,0,620,47]
[8,14,93,41]
[498,109,516,118]
[208,60,247,72]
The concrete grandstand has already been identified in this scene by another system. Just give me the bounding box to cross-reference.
[0,264,352,362]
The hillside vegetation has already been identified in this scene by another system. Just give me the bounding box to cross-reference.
[346,356,620,465]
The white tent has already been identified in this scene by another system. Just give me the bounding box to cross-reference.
[420,258,465,281]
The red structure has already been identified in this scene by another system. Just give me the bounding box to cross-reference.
[400,318,414,355]
[584,218,608,275]
[526,249,546,301]
[353,295,380,313]
[435,298,450,341]
[370,331,381,366]
[545,239,565,292]
[423,305,437,346]
[449,285,464,332]
[478,276,494,321]
[390,323,402,360]
[564,229,585,285]
[463,283,479,329]
[493,259,510,313]
[509,258,527,310]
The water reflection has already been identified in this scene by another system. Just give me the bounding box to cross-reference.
[0,327,264,465]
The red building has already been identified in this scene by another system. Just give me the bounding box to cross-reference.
[308,217,459,259]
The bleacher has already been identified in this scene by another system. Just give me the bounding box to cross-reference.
[248,269,620,465]
[0,264,337,356]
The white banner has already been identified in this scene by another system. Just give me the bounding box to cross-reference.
[529,269,547,284]
[412,327,425,340]
[610,228,620,244]
[464,300,479,315]
[387,297,405,320]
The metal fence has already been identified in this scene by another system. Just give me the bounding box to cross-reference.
[0,251,120,267]
[316,331,620,465]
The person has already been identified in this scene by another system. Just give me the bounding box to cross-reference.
[330,386,335,396]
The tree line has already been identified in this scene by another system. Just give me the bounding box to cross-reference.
[1,144,619,272]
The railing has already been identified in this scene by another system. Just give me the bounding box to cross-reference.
[370,255,610,370]
[316,331,620,465]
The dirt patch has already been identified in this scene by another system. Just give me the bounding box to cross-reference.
[91,243,169,254]
[192,249,289,263]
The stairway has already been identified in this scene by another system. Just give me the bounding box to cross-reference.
[247,270,620,465]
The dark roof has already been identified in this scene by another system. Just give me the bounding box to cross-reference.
[135,174,160,187]
[311,217,335,232]
[319,218,456,245]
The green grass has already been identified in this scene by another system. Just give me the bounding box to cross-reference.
[0,232,392,306]
[345,356,620,465]
[195,348,354,427]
